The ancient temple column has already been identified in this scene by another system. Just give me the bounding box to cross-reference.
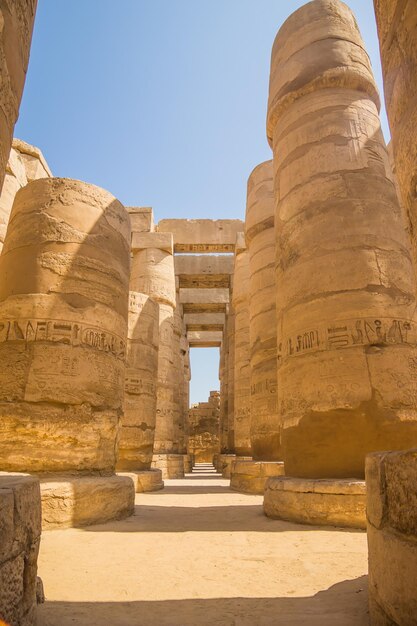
[373,1,417,270]
[0,1,37,193]
[218,323,229,456]
[116,291,163,492]
[218,305,237,476]
[0,178,135,528]
[263,0,417,527]
[230,161,284,494]
[131,232,184,478]
[231,234,252,459]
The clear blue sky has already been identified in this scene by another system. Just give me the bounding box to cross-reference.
[16,0,387,405]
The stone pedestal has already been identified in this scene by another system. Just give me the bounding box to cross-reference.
[222,455,252,479]
[232,235,251,457]
[264,477,366,529]
[151,454,184,479]
[366,449,417,625]
[0,473,41,626]
[0,178,135,527]
[230,460,284,495]
[183,454,193,473]
[217,454,236,476]
[245,161,281,461]
[267,0,417,479]
[40,475,135,529]
[118,469,164,493]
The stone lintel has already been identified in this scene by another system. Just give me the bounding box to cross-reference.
[157,219,244,253]
[131,231,173,254]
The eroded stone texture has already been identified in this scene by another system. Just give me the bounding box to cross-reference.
[226,305,235,451]
[230,459,284,495]
[245,160,280,461]
[0,472,41,626]
[117,292,159,471]
[131,233,178,455]
[157,219,244,253]
[219,324,229,453]
[187,391,220,463]
[0,139,52,254]
[232,234,251,456]
[0,1,37,194]
[267,0,417,479]
[373,1,417,273]
[0,178,131,474]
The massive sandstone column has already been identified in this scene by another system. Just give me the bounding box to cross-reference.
[218,305,237,475]
[231,234,252,458]
[373,1,417,269]
[0,1,37,193]
[131,233,184,478]
[116,291,163,492]
[230,161,285,494]
[0,178,135,527]
[219,324,229,454]
[263,0,417,526]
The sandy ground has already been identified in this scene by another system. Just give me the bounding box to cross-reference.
[37,464,369,626]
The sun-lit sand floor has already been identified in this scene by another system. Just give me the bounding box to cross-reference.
[37,463,368,625]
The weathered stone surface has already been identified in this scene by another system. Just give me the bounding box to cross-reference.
[117,469,164,493]
[0,139,52,253]
[40,475,135,529]
[188,391,220,462]
[226,306,235,451]
[117,292,159,471]
[180,288,229,315]
[0,472,41,626]
[126,206,154,234]
[230,460,284,495]
[267,0,417,479]
[222,455,252,479]
[366,449,417,625]
[245,160,280,461]
[151,454,184,479]
[264,476,366,529]
[232,236,251,456]
[175,254,233,289]
[0,1,37,195]
[374,0,417,274]
[131,233,178,455]
[157,219,244,253]
[219,325,229,453]
[184,312,225,332]
[0,178,131,474]
[187,330,222,347]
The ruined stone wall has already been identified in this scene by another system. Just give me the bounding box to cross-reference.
[366,449,417,625]
[187,391,220,462]
[267,0,417,479]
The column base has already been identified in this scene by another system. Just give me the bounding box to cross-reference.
[212,453,220,470]
[230,460,285,495]
[118,469,164,492]
[216,453,235,475]
[222,455,252,479]
[151,454,185,479]
[183,454,194,473]
[264,476,366,529]
[40,475,135,529]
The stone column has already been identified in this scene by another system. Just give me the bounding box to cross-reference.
[116,291,163,493]
[0,178,135,528]
[231,161,284,494]
[373,1,417,270]
[187,391,220,463]
[218,305,237,475]
[231,234,252,458]
[131,232,184,478]
[264,0,417,527]
[219,322,229,454]
[0,1,37,193]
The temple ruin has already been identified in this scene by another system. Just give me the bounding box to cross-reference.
[0,0,416,624]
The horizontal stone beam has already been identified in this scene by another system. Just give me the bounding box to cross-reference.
[188,329,223,348]
[180,288,229,314]
[175,255,233,288]
[157,219,244,253]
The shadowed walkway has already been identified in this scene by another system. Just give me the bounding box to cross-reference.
[37,463,369,626]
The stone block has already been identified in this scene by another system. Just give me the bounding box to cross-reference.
[230,460,285,495]
[264,476,366,529]
[126,206,154,233]
[157,219,244,253]
[118,469,164,493]
[40,475,135,529]
[151,454,184,479]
